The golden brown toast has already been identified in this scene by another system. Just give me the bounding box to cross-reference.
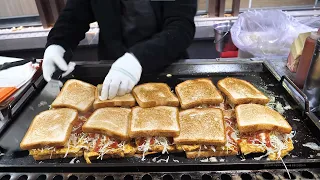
[20,108,78,150]
[129,106,180,138]
[51,79,96,113]
[174,108,226,146]
[82,107,131,140]
[132,83,179,108]
[217,77,269,105]
[175,78,224,109]
[93,84,136,109]
[235,104,292,134]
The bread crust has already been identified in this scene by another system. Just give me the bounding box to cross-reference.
[132,83,179,108]
[51,79,96,113]
[175,78,223,109]
[20,108,78,150]
[217,77,269,105]
[93,84,136,109]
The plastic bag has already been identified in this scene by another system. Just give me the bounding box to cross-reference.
[230,10,316,57]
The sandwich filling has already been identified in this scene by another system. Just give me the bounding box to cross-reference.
[30,114,135,162]
[238,130,295,160]
[136,137,174,160]
[85,133,127,160]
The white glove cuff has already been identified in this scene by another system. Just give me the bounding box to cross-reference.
[45,45,66,57]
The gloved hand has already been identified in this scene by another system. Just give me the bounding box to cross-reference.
[42,45,68,82]
[100,53,142,100]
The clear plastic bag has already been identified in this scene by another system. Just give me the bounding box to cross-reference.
[230,10,316,57]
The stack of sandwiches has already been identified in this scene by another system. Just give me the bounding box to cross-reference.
[131,83,180,159]
[174,108,238,158]
[217,77,294,160]
[235,104,294,160]
[130,106,180,160]
[173,78,238,157]
[20,108,83,160]
[82,107,136,163]
[20,77,294,163]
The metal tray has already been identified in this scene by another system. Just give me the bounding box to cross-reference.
[1,60,320,173]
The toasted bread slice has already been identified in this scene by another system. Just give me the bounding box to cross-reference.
[174,108,226,146]
[82,108,131,140]
[30,147,83,160]
[186,149,238,158]
[236,104,292,134]
[175,78,224,109]
[93,84,136,109]
[217,77,269,105]
[20,108,78,150]
[129,106,180,138]
[51,79,96,113]
[132,83,179,108]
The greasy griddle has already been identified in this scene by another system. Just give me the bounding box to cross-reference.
[0,60,320,172]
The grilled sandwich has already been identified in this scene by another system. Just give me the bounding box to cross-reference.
[93,84,136,109]
[82,107,136,163]
[174,108,239,158]
[175,78,224,109]
[132,83,179,108]
[129,106,180,160]
[51,79,96,113]
[236,104,294,160]
[20,108,84,160]
[217,77,269,107]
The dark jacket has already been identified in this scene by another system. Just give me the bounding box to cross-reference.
[46,0,197,73]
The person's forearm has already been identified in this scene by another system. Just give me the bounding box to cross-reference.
[46,0,94,56]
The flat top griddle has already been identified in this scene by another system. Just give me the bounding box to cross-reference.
[0,60,320,173]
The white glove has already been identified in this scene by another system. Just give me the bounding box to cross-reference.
[42,45,69,82]
[100,53,142,100]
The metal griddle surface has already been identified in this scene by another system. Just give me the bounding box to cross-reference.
[0,61,320,171]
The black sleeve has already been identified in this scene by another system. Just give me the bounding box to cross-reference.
[46,0,95,61]
[129,0,197,72]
